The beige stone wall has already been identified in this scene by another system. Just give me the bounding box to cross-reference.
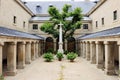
[90,0,120,33]
[0,0,31,32]
[29,21,92,38]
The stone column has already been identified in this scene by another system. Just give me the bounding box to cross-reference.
[80,42,83,57]
[118,42,120,77]
[65,40,67,51]
[83,42,86,58]
[0,42,4,75]
[17,42,26,69]
[58,22,64,53]
[36,42,39,58]
[31,42,35,60]
[104,41,115,75]
[6,42,17,76]
[86,42,90,61]
[96,41,104,69]
[25,42,31,64]
[53,39,56,52]
[90,42,96,64]
[38,41,41,57]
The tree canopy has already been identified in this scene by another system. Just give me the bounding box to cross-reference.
[40,4,83,40]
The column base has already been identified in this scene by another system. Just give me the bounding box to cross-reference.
[91,60,96,64]
[17,65,25,69]
[87,58,90,61]
[97,64,104,69]
[25,61,31,64]
[105,69,115,75]
[90,60,96,64]
[6,70,17,76]
[32,57,35,61]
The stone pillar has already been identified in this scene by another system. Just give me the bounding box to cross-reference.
[80,42,83,57]
[17,42,26,69]
[96,41,104,69]
[38,41,41,57]
[118,42,120,77]
[36,42,39,58]
[90,42,96,64]
[83,42,86,58]
[6,42,17,76]
[104,41,115,75]
[53,39,56,52]
[86,42,90,61]
[0,42,4,75]
[25,42,31,64]
[31,42,35,60]
[65,40,67,51]
[58,22,64,53]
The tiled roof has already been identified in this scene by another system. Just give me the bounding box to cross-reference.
[30,16,91,21]
[25,1,96,14]
[0,26,44,40]
[78,26,120,39]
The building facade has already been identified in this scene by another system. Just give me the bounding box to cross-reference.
[0,0,120,78]
[0,0,44,76]
[78,0,120,76]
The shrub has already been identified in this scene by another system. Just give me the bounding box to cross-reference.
[43,52,54,62]
[0,75,4,80]
[56,52,64,61]
[67,52,78,62]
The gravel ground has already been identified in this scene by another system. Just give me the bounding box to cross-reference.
[5,57,119,80]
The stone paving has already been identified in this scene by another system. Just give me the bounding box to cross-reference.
[5,57,119,80]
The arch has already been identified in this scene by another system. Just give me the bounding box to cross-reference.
[67,37,76,52]
[45,37,54,53]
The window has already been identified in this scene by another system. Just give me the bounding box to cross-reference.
[13,16,16,24]
[36,4,41,13]
[96,21,98,28]
[113,10,117,20]
[101,18,104,25]
[23,21,25,27]
[33,24,38,30]
[83,24,88,29]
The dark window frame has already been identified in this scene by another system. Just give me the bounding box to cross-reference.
[113,10,117,20]
[23,21,26,28]
[101,18,104,25]
[83,24,88,29]
[96,21,98,28]
[13,16,16,24]
[33,24,38,30]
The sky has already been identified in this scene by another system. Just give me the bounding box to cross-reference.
[24,0,98,1]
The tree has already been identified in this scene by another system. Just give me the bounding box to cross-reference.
[40,4,83,40]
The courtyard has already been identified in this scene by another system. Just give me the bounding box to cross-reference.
[5,57,118,80]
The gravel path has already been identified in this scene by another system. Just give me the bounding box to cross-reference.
[5,57,119,80]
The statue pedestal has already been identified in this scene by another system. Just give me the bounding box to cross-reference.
[58,42,64,53]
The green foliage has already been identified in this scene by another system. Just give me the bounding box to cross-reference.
[64,50,68,55]
[46,48,54,53]
[67,52,78,62]
[43,52,54,62]
[56,52,64,61]
[0,75,4,80]
[40,4,83,40]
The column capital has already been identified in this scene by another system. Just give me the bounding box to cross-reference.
[22,42,26,45]
[10,42,17,45]
[90,41,94,44]
[0,42,4,46]
[104,41,109,45]
[95,41,100,44]
[117,41,120,45]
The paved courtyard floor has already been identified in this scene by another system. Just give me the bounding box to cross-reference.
[5,57,119,80]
